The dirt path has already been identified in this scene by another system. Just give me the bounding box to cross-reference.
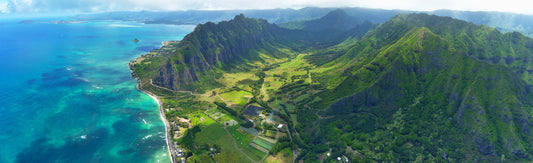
[149,79,206,96]
[261,82,269,100]
[308,72,312,85]
[286,54,303,66]
[216,94,232,106]
[284,125,293,142]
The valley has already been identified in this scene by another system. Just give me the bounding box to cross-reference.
[131,11,533,162]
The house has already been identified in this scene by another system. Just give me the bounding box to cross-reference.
[277,124,283,129]
[172,121,178,128]
[176,147,183,157]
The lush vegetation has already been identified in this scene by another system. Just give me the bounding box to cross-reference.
[131,10,533,162]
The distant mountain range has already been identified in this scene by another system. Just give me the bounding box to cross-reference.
[75,7,533,38]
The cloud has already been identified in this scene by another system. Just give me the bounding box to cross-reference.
[0,2,8,13]
[355,0,533,15]
[4,0,533,15]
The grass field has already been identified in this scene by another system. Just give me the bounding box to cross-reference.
[205,108,238,125]
[190,111,218,127]
[242,144,268,162]
[263,53,313,93]
[218,90,253,106]
[218,72,255,88]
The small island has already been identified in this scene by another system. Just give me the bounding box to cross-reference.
[133,38,140,42]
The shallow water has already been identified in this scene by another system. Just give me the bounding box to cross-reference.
[0,17,194,163]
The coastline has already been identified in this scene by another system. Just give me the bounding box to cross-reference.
[129,53,177,163]
[139,85,176,163]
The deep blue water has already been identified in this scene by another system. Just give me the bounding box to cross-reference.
[0,17,194,162]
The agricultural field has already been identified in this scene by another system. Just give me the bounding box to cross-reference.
[242,145,268,162]
[227,125,254,148]
[252,137,274,150]
[193,124,251,163]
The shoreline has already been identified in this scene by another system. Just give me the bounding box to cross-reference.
[129,51,177,163]
[140,86,175,163]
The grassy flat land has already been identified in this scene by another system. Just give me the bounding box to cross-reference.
[218,90,253,106]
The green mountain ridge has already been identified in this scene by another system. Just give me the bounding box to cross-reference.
[151,13,376,92]
[152,14,295,91]
[132,11,533,162]
[279,9,377,44]
[311,13,533,161]
[279,9,362,31]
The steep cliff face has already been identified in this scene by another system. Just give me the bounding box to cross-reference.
[152,14,292,91]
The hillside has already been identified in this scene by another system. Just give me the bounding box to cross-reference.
[308,13,533,162]
[132,12,533,162]
[150,14,299,92]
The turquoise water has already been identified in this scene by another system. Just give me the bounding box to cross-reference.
[0,17,194,162]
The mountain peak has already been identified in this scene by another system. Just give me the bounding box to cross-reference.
[233,13,246,21]
[302,9,361,32]
[322,9,350,19]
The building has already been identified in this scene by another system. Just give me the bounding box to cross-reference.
[277,124,283,129]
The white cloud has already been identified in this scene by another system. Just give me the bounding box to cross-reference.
[3,0,533,15]
[355,0,533,15]
[0,2,8,13]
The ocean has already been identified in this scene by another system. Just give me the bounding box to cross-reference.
[0,17,194,162]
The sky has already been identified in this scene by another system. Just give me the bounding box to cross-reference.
[0,0,532,15]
